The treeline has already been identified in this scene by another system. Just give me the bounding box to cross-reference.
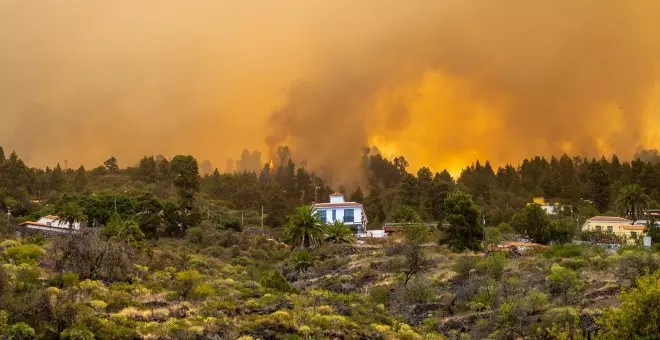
[3,144,660,233]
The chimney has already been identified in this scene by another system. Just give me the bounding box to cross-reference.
[329,192,344,203]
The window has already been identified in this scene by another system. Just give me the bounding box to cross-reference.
[344,209,354,223]
[46,222,52,226]
[595,225,602,232]
[332,210,337,221]
[316,210,326,222]
[607,226,613,233]
[631,232,637,238]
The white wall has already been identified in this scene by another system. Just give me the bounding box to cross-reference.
[329,195,345,203]
[36,217,81,231]
[315,206,363,225]
[25,224,77,233]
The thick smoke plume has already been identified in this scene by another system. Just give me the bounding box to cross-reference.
[266,0,660,181]
[1,1,659,181]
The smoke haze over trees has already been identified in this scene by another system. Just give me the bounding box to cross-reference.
[1,1,659,181]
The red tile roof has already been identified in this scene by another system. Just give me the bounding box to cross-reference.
[313,202,362,208]
[330,192,343,196]
[587,216,631,222]
[621,225,646,231]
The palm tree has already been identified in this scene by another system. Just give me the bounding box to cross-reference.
[615,184,652,223]
[284,205,326,249]
[325,220,354,243]
[57,201,86,233]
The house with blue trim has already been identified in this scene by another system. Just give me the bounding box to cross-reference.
[312,193,367,234]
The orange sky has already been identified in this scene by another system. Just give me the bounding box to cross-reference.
[1,1,659,181]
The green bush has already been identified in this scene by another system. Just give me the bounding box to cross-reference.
[477,252,507,280]
[3,244,44,264]
[7,322,35,340]
[60,324,95,340]
[0,310,7,335]
[453,256,478,280]
[190,283,216,299]
[598,272,660,338]
[544,244,585,258]
[405,278,435,304]
[175,269,201,298]
[259,269,294,293]
[289,249,316,272]
[62,272,80,287]
[369,286,390,304]
[547,264,582,301]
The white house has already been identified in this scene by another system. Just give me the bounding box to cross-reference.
[19,215,80,234]
[312,193,367,234]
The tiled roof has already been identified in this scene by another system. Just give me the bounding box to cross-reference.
[41,215,60,220]
[587,216,631,222]
[621,225,646,231]
[313,202,362,208]
[330,192,343,196]
[20,221,48,227]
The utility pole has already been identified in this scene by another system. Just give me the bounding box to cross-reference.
[6,208,11,227]
[261,206,264,228]
[241,211,244,226]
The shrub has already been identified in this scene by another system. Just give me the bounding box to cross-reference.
[547,264,582,301]
[175,269,201,298]
[453,256,478,280]
[52,229,137,281]
[405,277,436,304]
[259,269,294,293]
[60,324,95,340]
[191,283,216,299]
[598,272,660,338]
[289,249,316,272]
[369,286,390,305]
[62,272,80,287]
[0,240,18,249]
[616,249,660,286]
[0,310,7,335]
[7,322,35,340]
[520,288,549,314]
[544,244,584,258]
[477,252,507,280]
[3,244,44,264]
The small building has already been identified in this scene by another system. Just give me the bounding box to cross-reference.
[582,216,632,233]
[312,193,367,234]
[19,215,80,234]
[529,197,562,215]
[642,209,660,220]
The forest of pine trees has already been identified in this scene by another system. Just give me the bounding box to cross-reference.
[2,144,660,235]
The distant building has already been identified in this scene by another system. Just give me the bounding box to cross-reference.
[19,215,80,234]
[529,197,562,215]
[642,209,660,220]
[312,193,367,234]
[582,215,647,241]
[582,215,633,233]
